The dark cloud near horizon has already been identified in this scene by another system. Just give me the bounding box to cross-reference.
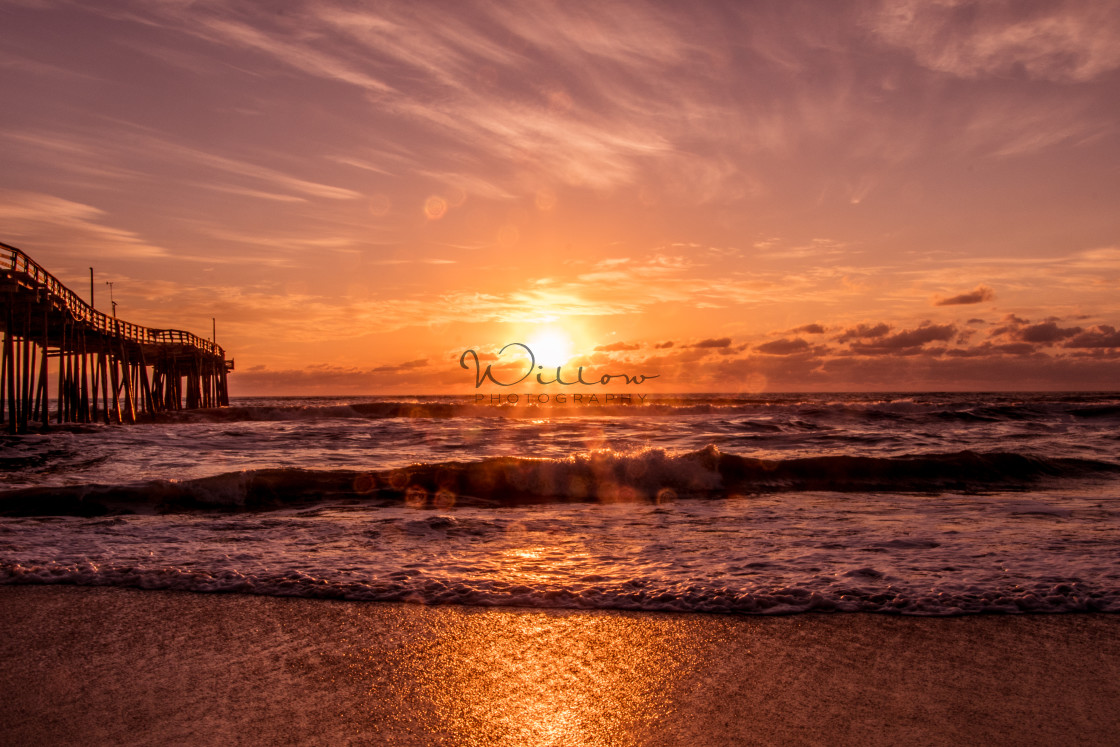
[371,358,429,374]
[654,341,674,349]
[690,337,732,348]
[849,323,956,355]
[1016,321,1083,343]
[233,360,446,394]
[1065,325,1120,348]
[989,315,1101,347]
[991,314,1030,336]
[836,322,890,343]
[594,341,640,352]
[755,338,812,355]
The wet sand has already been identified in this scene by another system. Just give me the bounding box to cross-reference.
[1,586,1118,746]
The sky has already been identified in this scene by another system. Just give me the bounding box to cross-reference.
[1,0,1119,394]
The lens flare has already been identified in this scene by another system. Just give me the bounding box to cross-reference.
[424,195,448,220]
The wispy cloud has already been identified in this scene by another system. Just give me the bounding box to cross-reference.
[193,16,394,94]
[0,191,168,259]
[1,124,362,201]
[869,0,1120,83]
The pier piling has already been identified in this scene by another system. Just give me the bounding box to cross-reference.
[1,242,232,433]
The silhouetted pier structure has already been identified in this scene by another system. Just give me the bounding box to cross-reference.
[1,242,231,434]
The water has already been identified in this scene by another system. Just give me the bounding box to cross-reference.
[2,392,1119,614]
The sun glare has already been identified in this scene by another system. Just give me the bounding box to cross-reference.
[526,328,574,368]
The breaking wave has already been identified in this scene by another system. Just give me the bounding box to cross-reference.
[2,446,1115,516]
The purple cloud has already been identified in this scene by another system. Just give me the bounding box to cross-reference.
[1065,325,1120,348]
[934,285,994,306]
[755,338,811,355]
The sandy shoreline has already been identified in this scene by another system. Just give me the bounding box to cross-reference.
[1,586,1118,745]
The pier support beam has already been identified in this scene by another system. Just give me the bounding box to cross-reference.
[2,241,232,432]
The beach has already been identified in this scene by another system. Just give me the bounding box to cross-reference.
[3,393,1120,743]
[2,586,1118,745]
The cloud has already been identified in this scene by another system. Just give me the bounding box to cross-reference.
[990,314,1030,336]
[654,341,674,349]
[145,137,363,201]
[993,342,1040,355]
[233,1,688,190]
[836,322,890,342]
[1016,321,1082,343]
[790,323,826,334]
[371,358,429,373]
[625,335,1120,392]
[870,1,1120,83]
[594,341,640,352]
[195,16,394,94]
[2,124,363,203]
[849,323,956,355]
[934,285,994,306]
[984,315,1108,349]
[0,190,168,259]
[198,184,309,204]
[229,361,455,395]
[689,337,732,348]
[1065,325,1120,348]
[755,338,812,355]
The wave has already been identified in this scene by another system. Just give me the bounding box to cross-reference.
[151,400,734,423]
[1069,404,1120,418]
[2,446,1116,516]
[137,394,1120,427]
[2,561,1116,615]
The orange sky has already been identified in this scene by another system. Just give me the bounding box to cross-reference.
[2,1,1119,394]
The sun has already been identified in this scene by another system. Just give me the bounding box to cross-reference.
[526,328,574,368]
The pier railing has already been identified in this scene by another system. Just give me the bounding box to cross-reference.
[1,241,223,358]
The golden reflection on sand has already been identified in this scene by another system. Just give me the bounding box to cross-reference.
[366,608,705,746]
[8,589,1120,745]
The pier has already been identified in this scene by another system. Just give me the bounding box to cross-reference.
[1,242,231,433]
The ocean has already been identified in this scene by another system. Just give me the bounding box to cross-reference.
[2,392,1119,615]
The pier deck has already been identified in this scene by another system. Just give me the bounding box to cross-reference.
[1,242,230,433]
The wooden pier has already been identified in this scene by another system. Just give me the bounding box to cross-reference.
[1,242,231,434]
